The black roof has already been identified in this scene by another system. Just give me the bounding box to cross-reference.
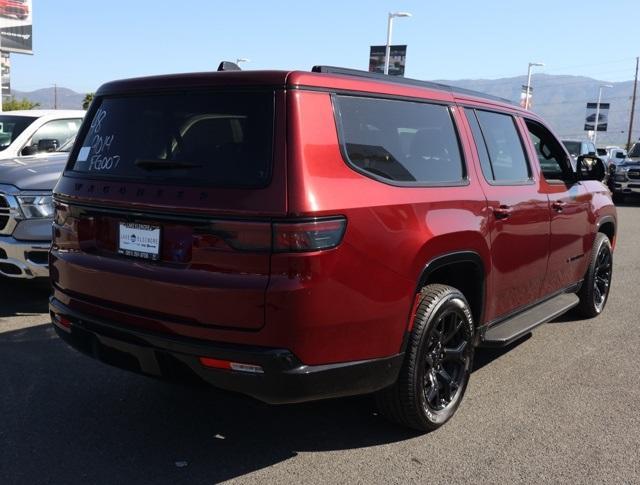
[311,65,514,105]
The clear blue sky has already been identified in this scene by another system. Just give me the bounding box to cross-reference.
[9,0,640,93]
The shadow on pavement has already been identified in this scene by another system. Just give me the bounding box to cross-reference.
[0,277,50,318]
[0,280,541,484]
[0,324,419,485]
[472,334,531,373]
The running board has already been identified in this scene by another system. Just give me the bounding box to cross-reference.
[481,293,580,347]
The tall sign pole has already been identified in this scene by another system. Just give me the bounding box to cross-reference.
[626,57,639,151]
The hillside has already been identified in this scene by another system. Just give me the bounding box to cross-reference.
[9,74,640,146]
[436,74,639,146]
[10,87,85,111]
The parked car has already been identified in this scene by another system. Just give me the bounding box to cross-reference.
[605,146,627,166]
[0,141,72,278]
[610,142,640,202]
[0,110,84,160]
[562,139,609,178]
[49,66,615,432]
[0,0,29,20]
[562,139,597,159]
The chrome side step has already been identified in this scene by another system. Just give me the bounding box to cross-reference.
[481,293,580,347]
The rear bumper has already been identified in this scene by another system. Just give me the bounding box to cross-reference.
[0,236,49,278]
[50,297,403,404]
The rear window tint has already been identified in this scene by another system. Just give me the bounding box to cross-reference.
[70,92,274,188]
[334,95,465,184]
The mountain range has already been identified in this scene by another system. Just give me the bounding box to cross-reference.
[10,73,640,147]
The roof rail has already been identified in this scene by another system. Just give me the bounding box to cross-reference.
[311,65,513,105]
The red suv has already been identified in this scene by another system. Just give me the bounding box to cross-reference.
[50,66,616,431]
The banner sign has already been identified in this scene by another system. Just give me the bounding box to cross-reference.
[0,0,33,54]
[584,102,610,132]
[369,45,407,76]
[1,51,9,96]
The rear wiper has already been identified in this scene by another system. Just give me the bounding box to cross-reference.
[135,159,203,170]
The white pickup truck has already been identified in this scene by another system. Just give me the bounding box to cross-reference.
[0,110,84,159]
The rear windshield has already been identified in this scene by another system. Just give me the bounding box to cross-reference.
[70,91,274,188]
[0,116,35,151]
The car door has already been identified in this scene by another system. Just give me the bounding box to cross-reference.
[463,108,550,321]
[522,118,592,295]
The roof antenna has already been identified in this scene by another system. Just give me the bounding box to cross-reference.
[217,61,242,72]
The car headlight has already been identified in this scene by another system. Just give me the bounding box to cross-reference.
[16,194,54,219]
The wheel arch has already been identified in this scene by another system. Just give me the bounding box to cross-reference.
[415,251,486,330]
[597,215,616,247]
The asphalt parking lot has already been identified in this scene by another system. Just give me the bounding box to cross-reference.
[1,204,640,485]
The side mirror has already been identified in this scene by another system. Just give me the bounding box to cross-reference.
[577,155,606,181]
[21,145,38,156]
[37,139,60,153]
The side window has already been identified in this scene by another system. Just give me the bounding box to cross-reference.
[464,108,494,181]
[334,95,465,184]
[474,110,531,183]
[28,118,82,152]
[524,119,571,182]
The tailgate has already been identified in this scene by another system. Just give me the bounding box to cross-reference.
[51,203,273,330]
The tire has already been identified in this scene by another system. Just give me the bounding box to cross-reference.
[376,284,475,432]
[576,233,613,318]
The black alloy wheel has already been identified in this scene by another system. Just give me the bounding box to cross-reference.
[376,284,475,432]
[422,310,470,411]
[577,233,613,318]
[592,241,612,312]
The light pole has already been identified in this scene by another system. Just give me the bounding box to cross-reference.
[236,58,250,66]
[593,84,613,145]
[384,12,411,75]
[524,62,544,110]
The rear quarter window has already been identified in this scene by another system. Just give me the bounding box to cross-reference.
[70,91,274,188]
[333,95,465,185]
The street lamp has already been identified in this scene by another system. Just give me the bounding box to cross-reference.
[384,12,411,75]
[593,84,613,145]
[236,58,250,66]
[524,62,544,110]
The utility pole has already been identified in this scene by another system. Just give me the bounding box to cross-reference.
[53,83,58,109]
[626,57,639,151]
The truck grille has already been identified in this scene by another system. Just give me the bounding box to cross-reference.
[627,169,640,180]
[0,195,10,232]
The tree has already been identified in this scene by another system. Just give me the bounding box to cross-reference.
[2,97,40,111]
[82,92,95,110]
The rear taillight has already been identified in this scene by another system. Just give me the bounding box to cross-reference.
[195,221,272,252]
[273,217,347,252]
[52,201,80,251]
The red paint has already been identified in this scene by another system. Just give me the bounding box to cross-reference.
[50,69,616,368]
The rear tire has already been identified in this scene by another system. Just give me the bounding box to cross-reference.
[376,284,474,432]
[576,233,612,318]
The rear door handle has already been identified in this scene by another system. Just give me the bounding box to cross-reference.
[493,205,511,220]
[552,201,567,212]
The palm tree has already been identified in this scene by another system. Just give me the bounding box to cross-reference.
[82,93,95,110]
